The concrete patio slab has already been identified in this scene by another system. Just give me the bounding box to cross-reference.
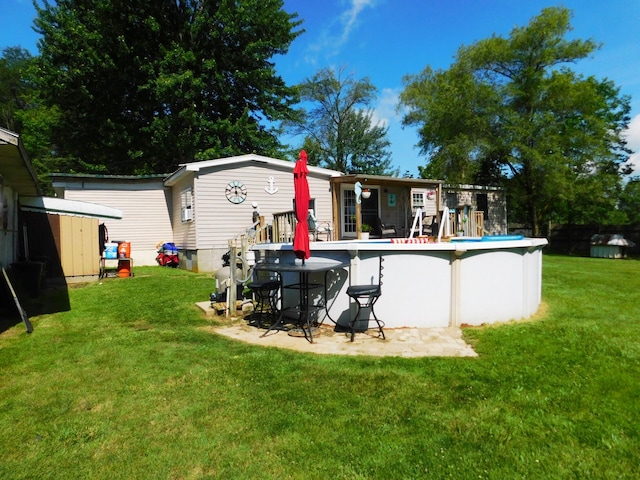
[196,303,478,358]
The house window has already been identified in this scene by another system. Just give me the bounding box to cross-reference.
[292,198,316,218]
[181,188,193,222]
[411,189,425,212]
[410,188,438,219]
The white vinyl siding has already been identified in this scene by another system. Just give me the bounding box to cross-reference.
[192,163,334,250]
[410,188,437,216]
[61,181,173,266]
[53,156,339,272]
[171,176,197,249]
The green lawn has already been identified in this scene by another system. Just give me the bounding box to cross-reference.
[1,255,639,479]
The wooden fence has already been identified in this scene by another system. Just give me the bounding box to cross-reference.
[531,224,640,256]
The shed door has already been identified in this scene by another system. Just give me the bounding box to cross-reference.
[60,216,99,277]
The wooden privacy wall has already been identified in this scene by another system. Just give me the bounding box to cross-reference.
[59,216,99,277]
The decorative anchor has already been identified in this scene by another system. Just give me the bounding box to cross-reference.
[264,176,278,195]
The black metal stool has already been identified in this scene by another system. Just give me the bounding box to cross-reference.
[247,278,280,328]
[345,256,385,342]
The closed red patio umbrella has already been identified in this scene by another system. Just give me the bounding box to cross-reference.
[293,150,311,262]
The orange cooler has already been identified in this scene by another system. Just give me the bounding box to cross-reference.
[118,241,131,258]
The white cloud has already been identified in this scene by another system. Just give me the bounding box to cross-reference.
[339,0,376,45]
[306,0,377,63]
[623,114,640,176]
[371,87,401,128]
[624,114,640,151]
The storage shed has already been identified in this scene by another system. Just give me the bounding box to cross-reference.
[19,196,122,281]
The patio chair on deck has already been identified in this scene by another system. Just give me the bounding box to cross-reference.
[315,221,334,241]
[422,215,435,236]
[308,210,334,241]
[375,218,397,238]
[345,256,385,342]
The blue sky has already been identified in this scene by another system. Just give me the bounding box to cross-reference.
[2,0,639,176]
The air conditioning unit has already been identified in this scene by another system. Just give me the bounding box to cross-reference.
[181,207,193,222]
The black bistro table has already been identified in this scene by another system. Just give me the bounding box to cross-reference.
[254,258,347,343]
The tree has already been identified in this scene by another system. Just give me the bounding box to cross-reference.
[619,177,640,224]
[33,0,302,175]
[0,47,62,193]
[400,7,632,235]
[400,62,500,184]
[0,47,34,132]
[286,66,396,175]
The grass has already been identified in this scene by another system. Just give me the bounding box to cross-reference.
[1,256,639,479]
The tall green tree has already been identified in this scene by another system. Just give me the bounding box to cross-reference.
[286,66,396,175]
[0,47,62,193]
[33,0,302,175]
[619,177,640,224]
[0,47,34,132]
[400,7,631,235]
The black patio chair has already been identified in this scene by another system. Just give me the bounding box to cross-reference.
[345,256,385,342]
[247,276,280,329]
[375,218,397,238]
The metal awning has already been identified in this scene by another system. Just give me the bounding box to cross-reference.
[19,196,123,220]
[0,128,42,196]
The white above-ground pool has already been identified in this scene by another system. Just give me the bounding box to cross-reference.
[252,236,548,330]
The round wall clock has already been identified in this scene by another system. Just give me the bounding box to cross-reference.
[225,180,247,204]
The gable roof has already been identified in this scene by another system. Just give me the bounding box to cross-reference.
[0,127,42,196]
[164,154,343,186]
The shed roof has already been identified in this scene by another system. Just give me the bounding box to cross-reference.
[19,196,123,219]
